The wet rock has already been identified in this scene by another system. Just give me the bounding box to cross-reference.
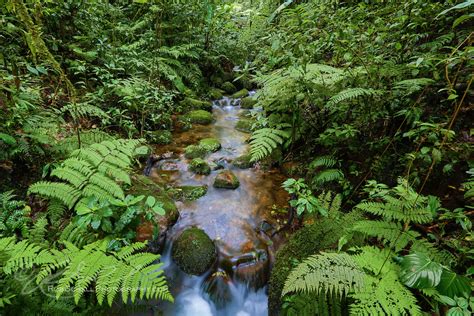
[199,138,221,152]
[232,88,249,99]
[180,97,213,112]
[232,154,254,169]
[168,185,208,201]
[258,220,276,236]
[188,158,211,175]
[184,145,208,159]
[209,88,224,100]
[213,170,240,189]
[202,270,232,308]
[172,227,217,276]
[159,160,180,171]
[235,118,254,133]
[240,96,258,109]
[184,110,214,125]
[221,81,237,94]
[232,249,270,290]
[208,161,224,171]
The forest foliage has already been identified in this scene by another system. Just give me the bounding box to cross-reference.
[0,0,472,315]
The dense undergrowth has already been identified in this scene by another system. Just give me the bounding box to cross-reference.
[0,0,472,315]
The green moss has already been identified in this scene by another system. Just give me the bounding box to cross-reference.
[180,97,213,112]
[184,145,208,159]
[148,130,172,145]
[240,96,258,109]
[184,110,214,125]
[188,158,211,175]
[232,154,254,169]
[268,211,364,315]
[221,81,237,94]
[209,88,224,100]
[199,138,221,152]
[168,185,208,201]
[235,118,254,133]
[172,227,217,275]
[213,170,240,189]
[232,88,249,99]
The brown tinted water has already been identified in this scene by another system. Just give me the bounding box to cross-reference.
[151,95,288,315]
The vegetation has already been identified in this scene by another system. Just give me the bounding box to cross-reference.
[0,0,472,314]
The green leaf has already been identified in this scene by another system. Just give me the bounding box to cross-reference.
[436,270,471,298]
[146,196,156,207]
[0,133,17,145]
[399,253,443,288]
[76,205,92,215]
[26,64,39,75]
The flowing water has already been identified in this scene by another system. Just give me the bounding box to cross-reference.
[148,93,288,315]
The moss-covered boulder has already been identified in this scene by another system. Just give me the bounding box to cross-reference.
[235,118,254,133]
[184,145,208,159]
[168,185,208,201]
[213,170,239,189]
[188,158,211,175]
[180,97,213,112]
[184,110,214,125]
[199,138,221,152]
[232,88,249,99]
[240,97,258,109]
[172,228,217,275]
[268,211,364,315]
[209,88,224,100]
[221,81,237,94]
[148,130,172,145]
[232,154,254,169]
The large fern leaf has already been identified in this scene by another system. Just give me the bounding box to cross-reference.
[249,128,289,161]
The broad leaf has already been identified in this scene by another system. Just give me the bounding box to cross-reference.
[399,252,443,288]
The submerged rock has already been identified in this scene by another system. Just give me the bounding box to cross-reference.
[189,158,211,175]
[199,138,221,152]
[180,97,213,112]
[232,88,249,99]
[213,170,240,189]
[240,96,258,109]
[202,270,232,308]
[184,144,208,159]
[172,227,217,276]
[232,154,254,169]
[184,110,214,125]
[168,185,208,201]
[221,81,237,94]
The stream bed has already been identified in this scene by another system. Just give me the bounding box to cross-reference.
[148,94,288,315]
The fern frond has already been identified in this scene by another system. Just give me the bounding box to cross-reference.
[283,252,365,297]
[28,182,81,209]
[327,88,382,107]
[313,169,344,185]
[250,128,289,161]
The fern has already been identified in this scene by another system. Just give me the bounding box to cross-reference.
[283,247,422,316]
[0,237,172,306]
[326,88,382,107]
[249,128,289,161]
[28,139,142,211]
[283,252,365,297]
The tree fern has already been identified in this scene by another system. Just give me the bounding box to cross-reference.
[249,128,289,161]
[326,88,382,108]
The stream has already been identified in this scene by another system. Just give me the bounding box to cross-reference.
[148,93,288,315]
